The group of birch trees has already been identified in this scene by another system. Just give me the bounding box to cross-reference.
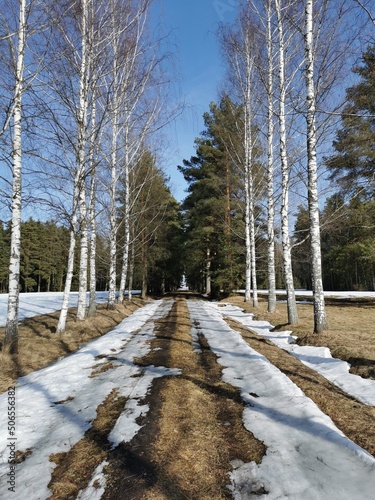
[213,0,374,333]
[1,0,177,354]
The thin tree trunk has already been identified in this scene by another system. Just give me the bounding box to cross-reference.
[266,0,277,313]
[275,0,298,325]
[206,245,211,296]
[76,0,90,321]
[56,224,77,334]
[141,228,147,299]
[304,0,327,332]
[127,238,135,301]
[4,0,27,354]
[87,100,97,318]
[118,133,130,303]
[77,183,88,320]
[107,105,118,310]
[244,41,258,307]
[128,238,135,300]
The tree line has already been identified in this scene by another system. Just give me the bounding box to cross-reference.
[179,0,375,332]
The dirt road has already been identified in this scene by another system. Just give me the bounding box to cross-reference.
[3,294,374,500]
[86,294,374,499]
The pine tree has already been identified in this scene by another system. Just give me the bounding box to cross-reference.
[326,44,375,198]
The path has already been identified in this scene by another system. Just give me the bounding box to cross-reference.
[0,294,374,499]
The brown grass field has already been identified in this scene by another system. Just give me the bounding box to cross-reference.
[224,295,375,380]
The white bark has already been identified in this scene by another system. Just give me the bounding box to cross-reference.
[304,0,327,332]
[76,0,90,321]
[107,109,118,309]
[88,99,97,317]
[127,237,135,301]
[266,0,277,313]
[206,245,211,295]
[106,4,122,310]
[275,0,298,325]
[230,16,258,306]
[4,0,27,354]
[57,184,79,334]
[118,130,130,302]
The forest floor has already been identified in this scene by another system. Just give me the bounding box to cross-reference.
[0,293,374,499]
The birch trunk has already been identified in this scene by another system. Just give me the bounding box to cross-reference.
[76,0,90,321]
[57,189,78,334]
[88,100,97,318]
[127,238,135,301]
[107,102,119,310]
[266,0,277,313]
[118,129,130,303]
[244,39,258,307]
[206,245,212,296]
[304,0,327,332]
[4,0,26,354]
[275,0,298,325]
[77,183,88,320]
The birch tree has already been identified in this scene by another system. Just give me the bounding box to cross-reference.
[220,8,262,306]
[304,0,327,332]
[33,0,109,333]
[274,0,298,324]
[3,0,27,353]
[104,0,153,309]
[264,0,277,312]
[55,0,97,331]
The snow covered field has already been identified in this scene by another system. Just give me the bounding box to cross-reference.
[0,291,142,327]
[0,292,109,327]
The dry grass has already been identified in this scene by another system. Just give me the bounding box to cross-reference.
[222,296,375,457]
[48,389,126,499]
[225,295,375,379]
[0,300,143,394]
[139,298,265,500]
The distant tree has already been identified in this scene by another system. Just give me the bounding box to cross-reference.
[325,43,375,198]
[179,98,247,297]
[123,150,181,298]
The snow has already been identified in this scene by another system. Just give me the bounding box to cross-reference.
[0,291,108,327]
[237,289,375,300]
[0,290,142,327]
[0,299,179,499]
[187,300,375,499]
[210,302,375,406]
[0,292,374,499]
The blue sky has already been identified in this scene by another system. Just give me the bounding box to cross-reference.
[159,0,238,202]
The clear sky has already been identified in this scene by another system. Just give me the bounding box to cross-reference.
[158,0,238,202]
